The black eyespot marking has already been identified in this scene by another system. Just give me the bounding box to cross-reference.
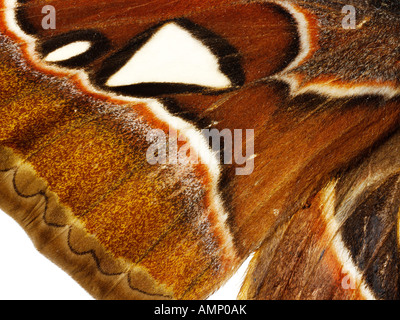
[93,18,245,97]
[38,30,111,69]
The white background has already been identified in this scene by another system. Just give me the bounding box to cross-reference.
[0,208,251,300]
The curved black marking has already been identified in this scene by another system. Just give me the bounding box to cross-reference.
[66,227,124,277]
[10,166,65,228]
[341,174,400,300]
[2,166,172,299]
[15,0,37,35]
[272,3,301,74]
[159,98,212,128]
[38,30,111,69]
[126,272,173,299]
[93,18,245,97]
[67,226,173,298]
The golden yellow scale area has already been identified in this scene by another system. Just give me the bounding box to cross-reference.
[0,34,236,300]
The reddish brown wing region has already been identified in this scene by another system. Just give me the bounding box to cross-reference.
[17,0,299,86]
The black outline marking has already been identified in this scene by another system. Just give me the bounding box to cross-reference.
[270,3,301,75]
[10,166,64,228]
[93,18,245,97]
[38,30,111,69]
[126,272,173,299]
[1,166,173,299]
[66,227,124,277]
[15,0,37,36]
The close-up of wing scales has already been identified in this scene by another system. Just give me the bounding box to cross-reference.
[0,0,400,301]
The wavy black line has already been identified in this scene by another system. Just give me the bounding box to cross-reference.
[1,165,173,299]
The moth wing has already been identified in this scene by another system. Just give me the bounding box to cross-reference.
[239,129,400,300]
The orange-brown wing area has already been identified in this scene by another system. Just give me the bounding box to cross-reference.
[2,0,400,300]
[238,184,364,300]
[174,85,400,256]
[0,33,237,299]
[0,0,302,300]
[239,128,400,300]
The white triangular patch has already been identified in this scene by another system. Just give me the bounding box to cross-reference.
[106,23,232,89]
